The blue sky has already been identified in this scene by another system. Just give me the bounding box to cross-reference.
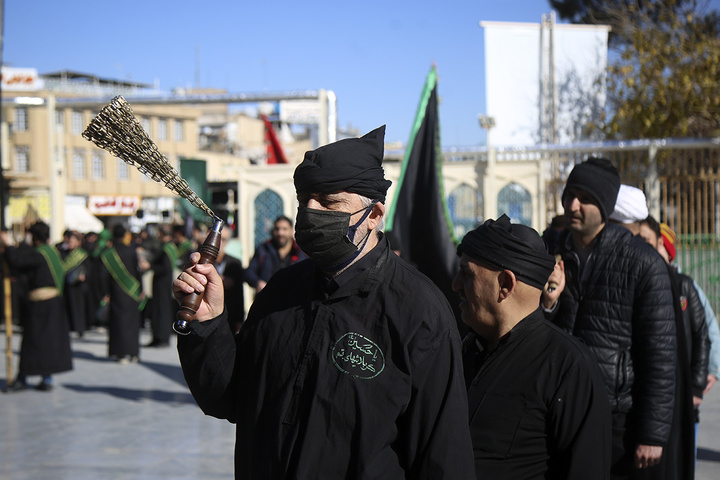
[4,1,717,148]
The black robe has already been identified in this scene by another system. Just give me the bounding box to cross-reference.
[86,246,108,327]
[149,242,176,344]
[463,309,611,480]
[215,253,245,332]
[101,243,141,358]
[62,248,91,335]
[178,237,475,479]
[5,243,73,376]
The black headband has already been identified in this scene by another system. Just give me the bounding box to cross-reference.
[294,125,392,202]
[458,214,555,290]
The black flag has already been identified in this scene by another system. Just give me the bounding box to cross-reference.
[385,66,464,333]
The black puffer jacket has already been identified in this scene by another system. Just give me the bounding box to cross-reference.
[548,223,676,447]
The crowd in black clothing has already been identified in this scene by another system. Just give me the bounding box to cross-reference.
[1,214,311,387]
[2,146,718,480]
[0,221,235,381]
[538,162,714,480]
[178,152,715,480]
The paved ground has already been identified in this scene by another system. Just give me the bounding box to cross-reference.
[1,328,235,480]
[2,326,720,479]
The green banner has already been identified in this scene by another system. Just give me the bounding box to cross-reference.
[179,158,210,222]
[101,247,142,304]
[37,244,66,294]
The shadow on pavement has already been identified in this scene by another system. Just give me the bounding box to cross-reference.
[140,359,188,388]
[72,336,111,345]
[698,447,720,462]
[72,350,188,389]
[62,383,195,404]
[72,349,117,362]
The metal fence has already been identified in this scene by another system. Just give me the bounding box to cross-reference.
[442,138,720,313]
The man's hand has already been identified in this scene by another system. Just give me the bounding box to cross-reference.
[542,259,565,309]
[256,280,267,292]
[705,374,717,395]
[173,252,225,322]
[634,444,663,469]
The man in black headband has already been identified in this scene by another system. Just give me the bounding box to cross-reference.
[454,215,611,479]
[173,126,475,479]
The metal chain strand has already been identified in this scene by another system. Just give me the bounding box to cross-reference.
[82,96,216,219]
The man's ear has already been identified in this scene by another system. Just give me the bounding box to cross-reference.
[498,270,517,301]
[367,202,385,230]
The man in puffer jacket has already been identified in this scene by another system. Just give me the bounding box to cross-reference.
[541,158,676,480]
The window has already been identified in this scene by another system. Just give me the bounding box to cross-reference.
[72,149,86,179]
[141,117,152,135]
[117,158,130,181]
[448,184,483,240]
[91,152,105,180]
[157,119,168,140]
[15,146,29,172]
[72,111,84,135]
[14,108,27,132]
[497,182,532,226]
[174,120,184,141]
[254,189,283,246]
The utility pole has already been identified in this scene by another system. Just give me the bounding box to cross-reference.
[0,0,13,386]
[478,114,496,222]
[0,0,6,230]
[540,11,558,144]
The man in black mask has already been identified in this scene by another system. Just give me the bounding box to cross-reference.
[455,215,611,479]
[173,126,475,479]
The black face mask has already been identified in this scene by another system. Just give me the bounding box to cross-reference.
[295,202,376,272]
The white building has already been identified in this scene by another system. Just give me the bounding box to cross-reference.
[481,15,610,146]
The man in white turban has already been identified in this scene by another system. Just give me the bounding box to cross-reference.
[609,184,649,233]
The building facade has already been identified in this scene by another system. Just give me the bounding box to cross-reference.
[0,68,325,239]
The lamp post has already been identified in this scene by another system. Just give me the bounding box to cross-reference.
[478,114,496,222]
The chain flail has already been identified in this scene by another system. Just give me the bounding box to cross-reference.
[82,96,217,220]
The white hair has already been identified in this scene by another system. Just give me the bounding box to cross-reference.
[358,195,385,232]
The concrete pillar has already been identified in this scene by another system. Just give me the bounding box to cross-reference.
[47,95,66,240]
[646,142,660,220]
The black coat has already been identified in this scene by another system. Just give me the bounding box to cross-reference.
[178,237,474,479]
[243,240,307,288]
[547,223,676,447]
[648,267,711,480]
[674,271,710,397]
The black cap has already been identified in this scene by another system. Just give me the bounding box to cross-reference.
[562,157,620,221]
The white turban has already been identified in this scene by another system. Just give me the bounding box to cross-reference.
[610,184,648,224]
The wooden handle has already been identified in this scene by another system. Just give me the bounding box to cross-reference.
[173,220,223,335]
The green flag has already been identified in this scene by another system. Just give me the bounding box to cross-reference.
[385,66,462,330]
